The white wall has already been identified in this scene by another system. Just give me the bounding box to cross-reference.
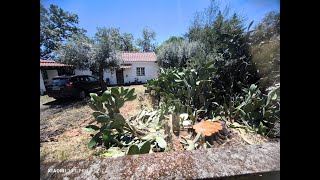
[123,62,158,84]
[40,70,46,94]
[103,69,117,85]
[46,69,58,80]
[53,62,159,85]
[73,69,118,85]
[74,69,92,76]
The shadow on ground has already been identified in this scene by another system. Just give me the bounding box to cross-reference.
[43,98,87,107]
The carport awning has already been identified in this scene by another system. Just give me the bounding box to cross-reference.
[120,64,132,69]
[40,59,73,69]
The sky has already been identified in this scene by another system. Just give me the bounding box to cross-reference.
[41,0,279,45]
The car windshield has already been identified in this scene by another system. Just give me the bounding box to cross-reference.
[47,78,69,86]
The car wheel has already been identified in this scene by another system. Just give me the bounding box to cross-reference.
[79,90,86,99]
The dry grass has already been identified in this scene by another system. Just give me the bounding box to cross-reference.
[120,85,153,119]
[40,134,93,162]
[40,85,150,163]
[232,128,269,145]
[40,95,55,105]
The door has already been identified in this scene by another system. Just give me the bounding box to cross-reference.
[116,69,124,85]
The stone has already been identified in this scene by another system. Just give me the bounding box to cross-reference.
[40,142,280,180]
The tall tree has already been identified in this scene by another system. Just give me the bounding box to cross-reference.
[136,27,157,52]
[163,36,185,44]
[185,0,259,100]
[251,11,280,44]
[40,3,85,58]
[56,27,123,91]
[90,27,123,90]
[250,11,280,88]
[157,40,202,68]
[55,34,92,69]
[120,33,138,51]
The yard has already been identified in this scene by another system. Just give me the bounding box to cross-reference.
[40,85,152,163]
[40,85,273,163]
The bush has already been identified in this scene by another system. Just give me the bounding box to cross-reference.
[84,87,168,156]
[214,84,280,136]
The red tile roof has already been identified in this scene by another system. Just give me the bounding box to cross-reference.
[40,59,55,63]
[40,59,72,67]
[40,52,156,67]
[121,52,156,62]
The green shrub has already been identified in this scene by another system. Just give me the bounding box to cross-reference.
[214,84,280,136]
[85,87,138,149]
[84,87,168,156]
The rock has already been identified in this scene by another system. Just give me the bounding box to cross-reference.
[40,142,280,180]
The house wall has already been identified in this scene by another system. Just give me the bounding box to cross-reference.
[40,70,46,94]
[123,62,158,84]
[103,69,117,85]
[53,62,159,86]
[73,69,117,85]
[74,69,92,76]
[46,69,59,80]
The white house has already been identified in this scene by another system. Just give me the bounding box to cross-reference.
[40,59,73,95]
[74,52,159,85]
[108,52,158,85]
[40,52,159,94]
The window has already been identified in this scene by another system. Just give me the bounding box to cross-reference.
[88,76,98,82]
[136,67,145,76]
[47,78,69,86]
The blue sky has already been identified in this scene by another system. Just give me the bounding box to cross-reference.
[41,0,279,45]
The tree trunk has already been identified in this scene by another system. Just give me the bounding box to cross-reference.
[98,65,107,91]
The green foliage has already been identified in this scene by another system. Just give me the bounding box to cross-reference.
[127,141,151,155]
[214,84,280,136]
[251,11,280,44]
[90,28,123,73]
[156,36,184,53]
[147,1,280,138]
[56,27,137,90]
[127,145,140,155]
[85,87,168,157]
[156,40,203,68]
[136,27,157,52]
[40,3,86,58]
[250,11,280,89]
[139,141,151,154]
[86,87,137,149]
[55,34,92,69]
[146,59,216,121]
[164,36,185,44]
[156,0,260,106]
[120,32,139,51]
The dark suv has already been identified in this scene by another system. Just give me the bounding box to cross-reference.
[46,75,102,100]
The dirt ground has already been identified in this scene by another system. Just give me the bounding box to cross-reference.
[40,85,152,163]
[40,84,272,163]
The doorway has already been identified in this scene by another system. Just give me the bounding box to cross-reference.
[116,69,124,85]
